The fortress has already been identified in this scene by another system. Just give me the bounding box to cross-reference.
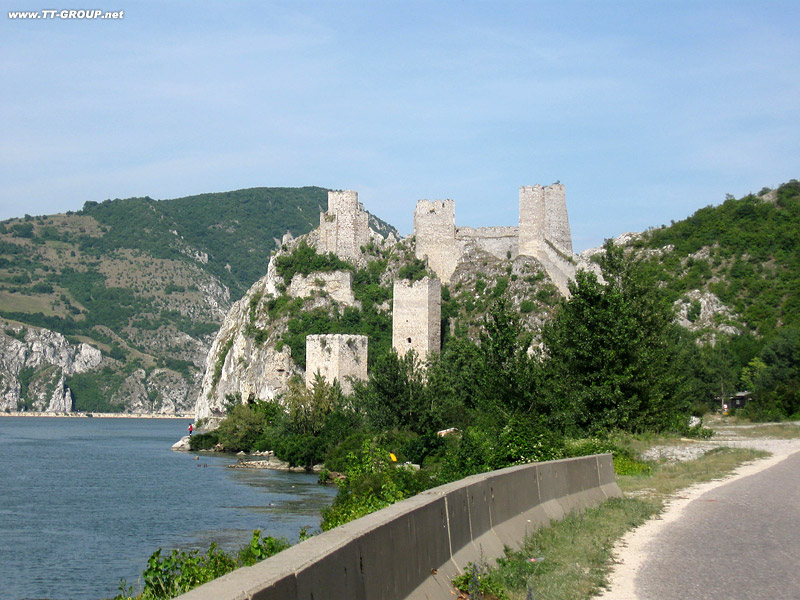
[304,185,586,389]
[196,185,592,418]
[414,184,580,295]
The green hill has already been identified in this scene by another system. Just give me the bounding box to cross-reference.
[633,180,800,335]
[0,186,396,413]
[620,180,800,419]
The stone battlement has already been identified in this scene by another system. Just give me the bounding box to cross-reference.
[413,184,575,288]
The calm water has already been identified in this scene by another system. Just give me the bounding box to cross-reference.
[0,417,337,600]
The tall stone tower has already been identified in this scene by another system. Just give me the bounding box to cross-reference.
[413,199,458,283]
[317,190,370,263]
[392,277,441,360]
[305,334,368,395]
[518,183,572,258]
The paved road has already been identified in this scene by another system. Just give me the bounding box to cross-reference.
[635,450,800,600]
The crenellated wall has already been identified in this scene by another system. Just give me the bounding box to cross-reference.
[455,225,519,260]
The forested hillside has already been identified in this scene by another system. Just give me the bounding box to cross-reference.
[626,180,800,420]
[0,186,396,413]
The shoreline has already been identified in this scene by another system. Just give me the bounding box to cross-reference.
[0,411,193,419]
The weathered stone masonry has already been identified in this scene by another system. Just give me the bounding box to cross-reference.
[305,334,368,395]
[317,190,370,264]
[392,277,441,360]
[519,183,572,258]
[413,184,589,295]
[414,200,458,283]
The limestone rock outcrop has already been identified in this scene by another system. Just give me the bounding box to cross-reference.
[194,260,301,421]
[0,326,101,412]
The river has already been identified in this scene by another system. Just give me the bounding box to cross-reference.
[0,417,337,600]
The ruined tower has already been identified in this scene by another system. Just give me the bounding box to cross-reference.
[305,334,368,395]
[518,183,572,258]
[413,199,457,283]
[317,190,370,263]
[392,277,441,360]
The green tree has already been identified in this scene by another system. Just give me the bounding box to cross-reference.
[542,242,692,433]
[354,350,430,433]
[742,328,800,420]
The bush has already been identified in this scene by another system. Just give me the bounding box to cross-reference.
[188,431,219,451]
[117,530,289,600]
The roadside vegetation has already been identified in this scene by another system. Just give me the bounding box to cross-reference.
[113,530,295,600]
[453,445,768,600]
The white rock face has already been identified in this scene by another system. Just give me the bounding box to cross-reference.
[46,375,74,413]
[0,326,102,412]
[674,290,741,335]
[194,267,301,420]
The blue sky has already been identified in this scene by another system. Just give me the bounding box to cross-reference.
[2,1,798,251]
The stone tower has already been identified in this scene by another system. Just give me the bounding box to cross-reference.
[317,190,370,263]
[305,334,368,395]
[392,277,441,360]
[413,199,458,283]
[518,183,572,258]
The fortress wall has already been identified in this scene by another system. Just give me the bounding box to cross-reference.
[288,271,356,306]
[534,247,577,297]
[455,226,519,260]
[305,334,368,395]
[392,277,441,360]
[414,200,458,283]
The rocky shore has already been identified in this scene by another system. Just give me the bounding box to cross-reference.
[227,455,325,473]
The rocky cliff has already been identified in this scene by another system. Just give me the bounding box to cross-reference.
[0,326,102,412]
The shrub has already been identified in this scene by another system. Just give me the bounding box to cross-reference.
[188,431,219,451]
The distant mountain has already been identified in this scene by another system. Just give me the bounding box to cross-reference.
[0,187,397,414]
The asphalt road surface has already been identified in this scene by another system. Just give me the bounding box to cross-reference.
[635,450,800,599]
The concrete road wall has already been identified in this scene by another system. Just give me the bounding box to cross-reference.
[176,454,621,600]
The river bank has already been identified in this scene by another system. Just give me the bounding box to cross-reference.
[0,411,194,419]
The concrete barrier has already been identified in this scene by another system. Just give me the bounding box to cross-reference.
[176,454,621,600]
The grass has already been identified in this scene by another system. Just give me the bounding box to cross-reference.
[461,443,768,600]
[0,290,65,316]
[712,420,800,439]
